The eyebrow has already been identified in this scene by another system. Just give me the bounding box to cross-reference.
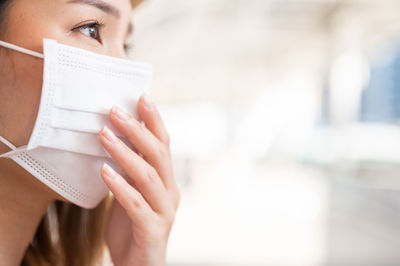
[67,0,120,18]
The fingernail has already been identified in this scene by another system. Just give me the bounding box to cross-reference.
[142,94,152,111]
[101,126,118,143]
[102,163,116,180]
[112,106,130,121]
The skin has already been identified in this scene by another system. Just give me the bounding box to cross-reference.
[0,0,180,265]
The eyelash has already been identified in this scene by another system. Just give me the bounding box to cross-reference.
[71,20,133,54]
[71,20,105,44]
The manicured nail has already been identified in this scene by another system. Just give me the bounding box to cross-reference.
[142,94,152,111]
[102,163,116,180]
[112,106,130,121]
[102,126,118,143]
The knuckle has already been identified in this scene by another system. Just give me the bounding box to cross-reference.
[121,143,135,160]
[162,205,176,224]
[157,144,170,159]
[130,194,143,209]
[132,198,141,209]
[163,133,171,147]
[146,166,159,183]
[128,119,143,134]
[166,213,175,225]
[140,121,147,130]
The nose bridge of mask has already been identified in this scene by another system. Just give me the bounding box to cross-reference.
[27,39,153,158]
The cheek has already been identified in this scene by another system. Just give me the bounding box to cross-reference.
[1,0,54,144]
[15,57,43,143]
[5,0,61,53]
[16,55,43,89]
[0,52,43,145]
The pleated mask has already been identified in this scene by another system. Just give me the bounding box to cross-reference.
[0,39,153,208]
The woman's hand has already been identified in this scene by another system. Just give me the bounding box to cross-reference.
[99,94,181,266]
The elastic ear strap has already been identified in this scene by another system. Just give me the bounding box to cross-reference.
[0,40,44,59]
[0,136,17,150]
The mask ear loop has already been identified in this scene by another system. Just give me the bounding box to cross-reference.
[0,135,17,151]
[0,40,44,59]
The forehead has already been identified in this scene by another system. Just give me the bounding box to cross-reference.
[66,0,133,15]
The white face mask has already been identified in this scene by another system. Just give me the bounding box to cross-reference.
[0,39,153,208]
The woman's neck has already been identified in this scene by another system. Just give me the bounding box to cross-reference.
[0,157,54,266]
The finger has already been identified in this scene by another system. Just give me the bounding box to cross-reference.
[109,105,174,189]
[137,94,170,147]
[101,163,154,227]
[99,126,174,215]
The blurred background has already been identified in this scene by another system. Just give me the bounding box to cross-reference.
[129,0,400,265]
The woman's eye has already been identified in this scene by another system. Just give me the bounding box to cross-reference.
[72,22,103,43]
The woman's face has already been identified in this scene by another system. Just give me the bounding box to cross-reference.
[0,0,133,150]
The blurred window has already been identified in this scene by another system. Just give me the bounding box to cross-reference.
[360,51,400,123]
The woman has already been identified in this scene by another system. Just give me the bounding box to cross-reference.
[0,0,181,265]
